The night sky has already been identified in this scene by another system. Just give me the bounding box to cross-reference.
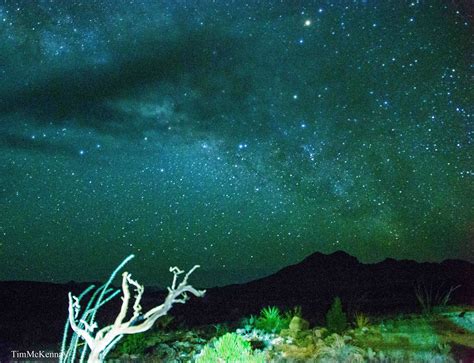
[1,0,472,287]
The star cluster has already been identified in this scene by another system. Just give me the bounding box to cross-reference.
[0,0,472,286]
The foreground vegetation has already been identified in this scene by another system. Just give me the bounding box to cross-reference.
[108,301,473,362]
[58,255,472,362]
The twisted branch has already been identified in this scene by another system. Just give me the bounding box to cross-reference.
[64,255,205,363]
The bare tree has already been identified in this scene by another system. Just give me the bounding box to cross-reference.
[60,254,205,362]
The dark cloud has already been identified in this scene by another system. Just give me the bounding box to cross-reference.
[0,27,249,130]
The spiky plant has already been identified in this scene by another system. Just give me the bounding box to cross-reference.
[255,306,289,333]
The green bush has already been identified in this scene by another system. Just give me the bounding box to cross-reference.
[196,333,266,363]
[326,297,347,334]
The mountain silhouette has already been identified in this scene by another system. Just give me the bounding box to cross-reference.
[177,250,473,324]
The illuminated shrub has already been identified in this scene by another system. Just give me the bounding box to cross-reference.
[196,333,265,363]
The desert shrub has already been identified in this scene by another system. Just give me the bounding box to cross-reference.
[354,312,370,329]
[196,332,266,363]
[240,314,258,332]
[284,305,303,320]
[326,297,347,334]
[316,333,364,362]
[436,343,452,355]
[212,323,230,337]
[117,333,148,356]
[414,279,460,315]
[154,315,175,331]
[255,306,290,333]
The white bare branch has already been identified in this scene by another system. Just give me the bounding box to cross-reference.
[64,259,205,363]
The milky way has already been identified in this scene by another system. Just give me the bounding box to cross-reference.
[1,0,472,286]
